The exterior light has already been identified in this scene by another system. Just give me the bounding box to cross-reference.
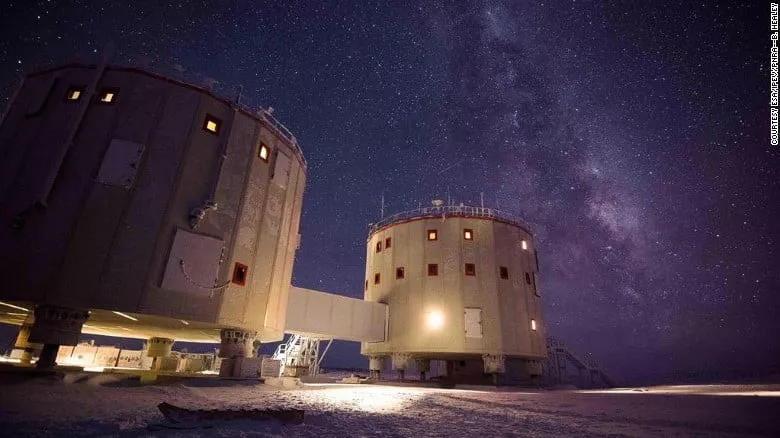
[0,301,30,312]
[427,311,444,329]
[180,320,190,325]
[112,311,138,321]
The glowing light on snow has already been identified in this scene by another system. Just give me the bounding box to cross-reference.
[427,310,444,329]
[312,386,425,413]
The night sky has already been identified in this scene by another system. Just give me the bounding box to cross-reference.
[1,1,777,384]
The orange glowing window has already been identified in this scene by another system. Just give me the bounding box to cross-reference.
[65,87,83,101]
[97,88,119,104]
[531,319,537,331]
[521,240,528,250]
[258,143,270,162]
[465,263,476,276]
[427,264,438,276]
[463,229,473,240]
[203,114,221,135]
[427,230,438,241]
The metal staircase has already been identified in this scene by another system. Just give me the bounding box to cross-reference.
[544,337,615,388]
[271,334,333,377]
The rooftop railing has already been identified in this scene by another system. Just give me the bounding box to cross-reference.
[368,204,530,235]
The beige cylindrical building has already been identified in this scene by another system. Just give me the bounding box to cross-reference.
[361,204,546,382]
[0,64,306,369]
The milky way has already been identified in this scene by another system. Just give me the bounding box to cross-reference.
[0,1,776,383]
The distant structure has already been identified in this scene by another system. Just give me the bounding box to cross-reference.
[361,202,546,384]
[0,64,306,376]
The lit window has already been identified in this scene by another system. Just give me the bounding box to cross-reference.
[385,237,392,249]
[531,319,537,331]
[98,88,118,104]
[376,241,382,253]
[374,273,380,284]
[65,87,83,101]
[500,266,509,279]
[525,272,532,285]
[428,230,438,241]
[463,229,473,240]
[465,263,476,276]
[232,262,248,286]
[396,267,405,279]
[258,143,270,162]
[521,240,528,250]
[203,114,221,135]
[427,264,438,276]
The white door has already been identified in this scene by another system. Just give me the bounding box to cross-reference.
[464,308,483,338]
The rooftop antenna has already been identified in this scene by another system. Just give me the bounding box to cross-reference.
[480,192,484,208]
[380,193,385,219]
[235,85,243,105]
[447,186,451,206]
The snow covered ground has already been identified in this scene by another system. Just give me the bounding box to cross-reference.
[0,373,778,437]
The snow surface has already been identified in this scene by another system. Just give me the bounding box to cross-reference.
[0,374,778,437]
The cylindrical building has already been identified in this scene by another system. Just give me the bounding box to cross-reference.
[361,203,546,383]
[0,64,306,370]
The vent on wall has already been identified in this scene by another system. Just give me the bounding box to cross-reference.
[271,151,291,188]
[96,139,145,188]
[161,229,225,294]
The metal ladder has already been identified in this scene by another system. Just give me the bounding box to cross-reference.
[272,334,333,377]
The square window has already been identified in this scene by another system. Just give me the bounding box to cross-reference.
[428,230,438,241]
[396,267,405,279]
[385,237,392,249]
[463,229,473,240]
[500,266,509,279]
[427,264,438,276]
[531,319,537,331]
[231,262,248,286]
[376,241,382,253]
[97,88,118,104]
[65,87,83,101]
[521,240,528,250]
[258,143,270,162]
[203,114,221,135]
[465,263,476,276]
[374,273,381,284]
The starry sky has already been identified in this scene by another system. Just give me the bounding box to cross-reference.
[1,1,777,384]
